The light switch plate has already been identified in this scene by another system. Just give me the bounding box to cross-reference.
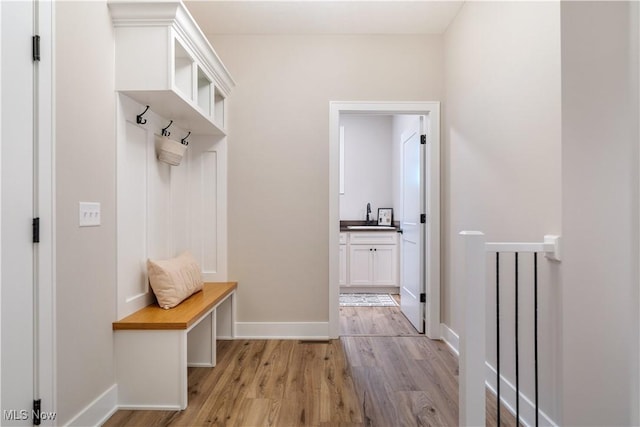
[79,202,101,227]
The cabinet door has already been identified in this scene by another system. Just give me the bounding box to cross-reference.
[339,244,347,285]
[373,245,398,286]
[349,245,373,285]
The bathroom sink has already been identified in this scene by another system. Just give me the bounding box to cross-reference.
[347,226,395,230]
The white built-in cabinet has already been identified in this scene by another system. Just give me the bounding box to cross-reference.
[108,1,234,135]
[339,233,347,285]
[110,0,236,411]
[109,1,235,319]
[341,232,398,288]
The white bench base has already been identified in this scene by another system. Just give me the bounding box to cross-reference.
[114,291,235,410]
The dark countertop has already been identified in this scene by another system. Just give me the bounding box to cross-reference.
[340,220,401,233]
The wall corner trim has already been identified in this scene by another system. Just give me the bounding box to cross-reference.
[63,384,118,427]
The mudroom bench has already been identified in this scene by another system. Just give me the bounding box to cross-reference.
[113,281,237,410]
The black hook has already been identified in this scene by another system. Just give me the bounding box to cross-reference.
[161,120,173,137]
[181,131,191,146]
[136,105,150,125]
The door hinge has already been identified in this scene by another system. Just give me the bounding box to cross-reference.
[420,134,426,145]
[420,293,426,303]
[33,218,40,243]
[420,214,426,224]
[32,35,41,62]
[33,399,41,425]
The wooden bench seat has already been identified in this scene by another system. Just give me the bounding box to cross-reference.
[113,282,237,330]
[113,281,237,410]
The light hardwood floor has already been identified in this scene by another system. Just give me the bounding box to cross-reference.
[105,298,517,426]
[339,297,419,337]
[105,339,363,426]
[339,298,517,427]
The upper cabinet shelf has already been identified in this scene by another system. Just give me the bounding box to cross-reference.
[108,0,235,136]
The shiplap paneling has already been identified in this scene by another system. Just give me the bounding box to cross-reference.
[117,94,227,318]
[201,151,218,273]
[118,112,151,317]
[171,150,190,255]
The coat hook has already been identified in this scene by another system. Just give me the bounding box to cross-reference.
[161,120,173,137]
[136,105,150,125]
[181,131,191,146]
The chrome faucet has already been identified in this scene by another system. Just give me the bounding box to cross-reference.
[366,203,372,223]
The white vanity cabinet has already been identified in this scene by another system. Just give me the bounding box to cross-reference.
[339,233,347,285]
[344,232,398,287]
[108,1,234,135]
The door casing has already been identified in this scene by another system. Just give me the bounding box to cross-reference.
[0,0,55,421]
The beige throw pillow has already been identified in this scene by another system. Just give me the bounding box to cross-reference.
[147,252,203,309]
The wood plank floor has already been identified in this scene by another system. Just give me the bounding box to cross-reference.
[339,295,420,337]
[105,339,363,426]
[104,299,518,426]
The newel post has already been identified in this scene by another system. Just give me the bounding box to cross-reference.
[459,231,486,426]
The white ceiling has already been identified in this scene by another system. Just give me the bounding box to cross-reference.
[185,1,464,35]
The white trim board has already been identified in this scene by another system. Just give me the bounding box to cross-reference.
[637,1,640,422]
[329,101,441,340]
[235,322,329,340]
[484,363,557,427]
[440,323,558,427]
[440,323,459,357]
[64,384,118,427]
[0,1,56,421]
[38,1,57,422]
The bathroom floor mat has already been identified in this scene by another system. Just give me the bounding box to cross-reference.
[339,293,398,307]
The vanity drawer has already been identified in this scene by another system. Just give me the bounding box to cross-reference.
[349,232,397,245]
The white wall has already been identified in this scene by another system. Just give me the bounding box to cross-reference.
[339,115,393,221]
[208,34,443,329]
[560,2,639,424]
[55,1,117,423]
[444,2,561,424]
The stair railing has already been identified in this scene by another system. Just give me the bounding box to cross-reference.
[458,231,560,426]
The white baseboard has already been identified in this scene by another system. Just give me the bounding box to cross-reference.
[235,322,329,339]
[64,384,118,427]
[484,362,557,427]
[440,323,459,356]
[117,404,182,411]
[439,323,557,427]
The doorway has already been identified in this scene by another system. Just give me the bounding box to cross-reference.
[329,102,440,340]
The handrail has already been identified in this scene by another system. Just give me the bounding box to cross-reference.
[485,235,561,260]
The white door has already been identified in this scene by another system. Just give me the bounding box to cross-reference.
[400,125,425,333]
[1,1,37,423]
